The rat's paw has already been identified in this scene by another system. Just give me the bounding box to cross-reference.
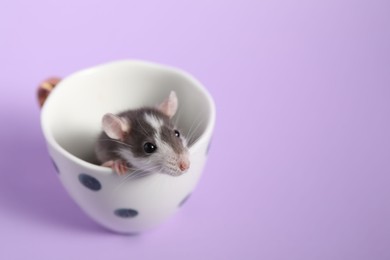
[102,160,114,167]
[101,160,128,175]
[112,160,129,176]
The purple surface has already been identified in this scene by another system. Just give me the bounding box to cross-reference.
[0,0,389,259]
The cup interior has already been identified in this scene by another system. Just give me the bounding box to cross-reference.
[41,60,215,166]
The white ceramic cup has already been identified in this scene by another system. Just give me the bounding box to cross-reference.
[40,60,216,234]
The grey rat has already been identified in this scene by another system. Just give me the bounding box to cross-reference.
[95,91,190,176]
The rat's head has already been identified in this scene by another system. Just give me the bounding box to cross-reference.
[102,91,190,176]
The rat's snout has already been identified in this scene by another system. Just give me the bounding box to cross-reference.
[179,159,190,172]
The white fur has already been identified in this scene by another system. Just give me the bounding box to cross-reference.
[118,148,156,171]
[118,140,187,176]
[119,111,189,176]
[144,114,163,134]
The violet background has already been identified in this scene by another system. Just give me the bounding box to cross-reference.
[0,0,389,259]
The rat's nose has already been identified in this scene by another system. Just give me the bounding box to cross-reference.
[179,160,190,172]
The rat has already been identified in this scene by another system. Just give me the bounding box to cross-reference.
[95,91,190,177]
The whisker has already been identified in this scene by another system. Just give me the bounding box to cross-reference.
[186,113,200,139]
[118,165,161,184]
[185,112,204,143]
[187,117,205,146]
[99,138,134,149]
[114,169,160,192]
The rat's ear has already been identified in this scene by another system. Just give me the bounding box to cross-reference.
[102,113,130,140]
[157,91,178,118]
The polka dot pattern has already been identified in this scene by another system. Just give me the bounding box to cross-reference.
[114,208,138,218]
[73,164,196,227]
[179,194,191,207]
[78,173,101,191]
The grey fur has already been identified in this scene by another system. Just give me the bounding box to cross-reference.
[95,107,187,170]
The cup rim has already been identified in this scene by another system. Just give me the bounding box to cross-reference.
[41,59,216,175]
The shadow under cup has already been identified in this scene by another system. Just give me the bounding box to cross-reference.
[40,60,216,233]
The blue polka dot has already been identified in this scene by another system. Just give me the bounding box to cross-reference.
[179,194,191,207]
[50,158,59,174]
[78,174,101,191]
[114,208,138,218]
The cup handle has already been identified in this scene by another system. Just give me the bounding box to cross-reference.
[37,77,62,108]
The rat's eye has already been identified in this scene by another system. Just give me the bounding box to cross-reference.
[174,130,180,137]
[144,142,157,153]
